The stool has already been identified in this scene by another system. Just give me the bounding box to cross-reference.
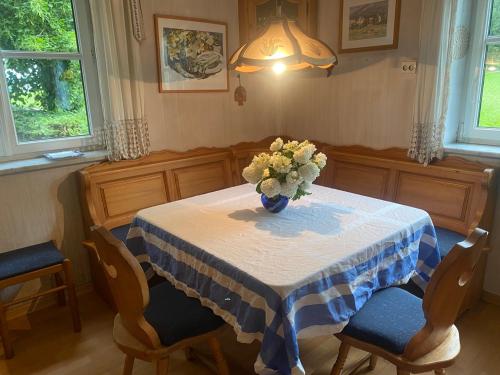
[0,241,81,359]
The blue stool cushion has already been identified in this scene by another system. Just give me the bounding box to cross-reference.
[435,226,465,259]
[144,281,224,347]
[110,224,130,243]
[343,287,426,355]
[0,242,64,280]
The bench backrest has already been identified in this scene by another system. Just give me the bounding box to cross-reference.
[79,138,496,238]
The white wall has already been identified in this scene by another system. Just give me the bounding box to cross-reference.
[280,0,421,148]
[140,0,282,152]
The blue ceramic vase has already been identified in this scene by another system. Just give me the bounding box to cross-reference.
[261,194,289,213]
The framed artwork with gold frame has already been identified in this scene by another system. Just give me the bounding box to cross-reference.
[154,15,229,93]
[238,0,318,44]
[339,0,401,53]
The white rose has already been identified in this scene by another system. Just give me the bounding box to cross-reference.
[280,182,298,199]
[298,162,320,182]
[263,168,271,179]
[293,144,317,164]
[300,181,312,191]
[283,140,299,151]
[242,164,263,184]
[270,137,284,152]
[286,170,303,185]
[270,153,292,174]
[261,178,281,198]
[314,152,327,169]
[252,153,271,170]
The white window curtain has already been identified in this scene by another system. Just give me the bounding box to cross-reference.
[408,0,464,165]
[89,0,150,161]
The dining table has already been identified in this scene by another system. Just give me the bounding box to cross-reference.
[126,183,440,375]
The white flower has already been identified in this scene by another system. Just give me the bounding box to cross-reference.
[242,164,263,184]
[280,182,298,198]
[261,178,281,198]
[314,152,327,169]
[283,140,299,151]
[286,170,303,185]
[270,153,292,174]
[252,153,271,171]
[298,162,320,182]
[263,168,271,178]
[270,137,284,152]
[300,181,312,191]
[293,144,317,164]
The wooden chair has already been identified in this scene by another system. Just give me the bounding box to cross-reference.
[85,226,230,375]
[0,241,81,359]
[330,228,488,375]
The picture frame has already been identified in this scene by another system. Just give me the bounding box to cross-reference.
[154,15,229,93]
[238,0,318,45]
[339,0,401,53]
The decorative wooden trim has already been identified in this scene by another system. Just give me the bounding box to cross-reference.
[338,0,401,54]
[154,14,229,93]
[482,290,500,306]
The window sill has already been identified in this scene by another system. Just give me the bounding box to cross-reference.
[0,150,107,177]
[444,143,500,159]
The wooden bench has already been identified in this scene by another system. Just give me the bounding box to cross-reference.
[79,137,496,312]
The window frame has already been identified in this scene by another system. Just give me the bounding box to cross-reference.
[458,0,500,145]
[0,0,102,158]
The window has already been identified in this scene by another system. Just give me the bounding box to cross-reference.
[459,0,500,145]
[0,0,101,157]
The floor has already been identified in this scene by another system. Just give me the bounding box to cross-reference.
[1,292,499,375]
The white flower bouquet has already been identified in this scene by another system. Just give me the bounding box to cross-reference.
[242,138,327,201]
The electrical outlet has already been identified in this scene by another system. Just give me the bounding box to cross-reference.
[401,61,417,74]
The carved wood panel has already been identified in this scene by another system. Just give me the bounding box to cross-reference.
[99,173,168,218]
[169,160,233,200]
[331,161,391,199]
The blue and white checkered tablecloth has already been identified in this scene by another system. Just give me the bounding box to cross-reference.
[126,184,440,375]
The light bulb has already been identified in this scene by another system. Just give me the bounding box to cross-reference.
[272,62,286,75]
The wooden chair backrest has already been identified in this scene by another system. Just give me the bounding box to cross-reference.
[90,226,161,349]
[404,228,488,360]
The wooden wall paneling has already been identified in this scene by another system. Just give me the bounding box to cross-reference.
[330,160,391,200]
[169,157,233,200]
[394,172,473,234]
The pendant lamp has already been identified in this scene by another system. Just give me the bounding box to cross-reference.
[229,0,338,75]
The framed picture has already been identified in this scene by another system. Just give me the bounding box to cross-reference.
[339,0,401,53]
[154,15,228,93]
[238,0,317,44]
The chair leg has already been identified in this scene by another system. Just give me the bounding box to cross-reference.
[330,342,351,375]
[209,336,230,375]
[156,358,169,375]
[397,368,411,375]
[0,302,14,359]
[368,355,378,370]
[123,354,135,375]
[54,272,66,306]
[62,259,81,333]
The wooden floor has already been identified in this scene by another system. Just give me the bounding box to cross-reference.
[1,292,499,375]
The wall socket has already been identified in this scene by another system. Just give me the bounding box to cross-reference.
[400,61,417,74]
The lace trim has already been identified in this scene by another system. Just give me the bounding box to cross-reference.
[129,0,145,42]
[102,118,150,161]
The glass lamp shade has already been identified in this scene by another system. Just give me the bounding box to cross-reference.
[229,17,337,74]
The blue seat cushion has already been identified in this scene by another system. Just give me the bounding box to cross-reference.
[144,281,224,346]
[435,226,465,259]
[110,224,130,243]
[343,287,426,355]
[0,241,64,280]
